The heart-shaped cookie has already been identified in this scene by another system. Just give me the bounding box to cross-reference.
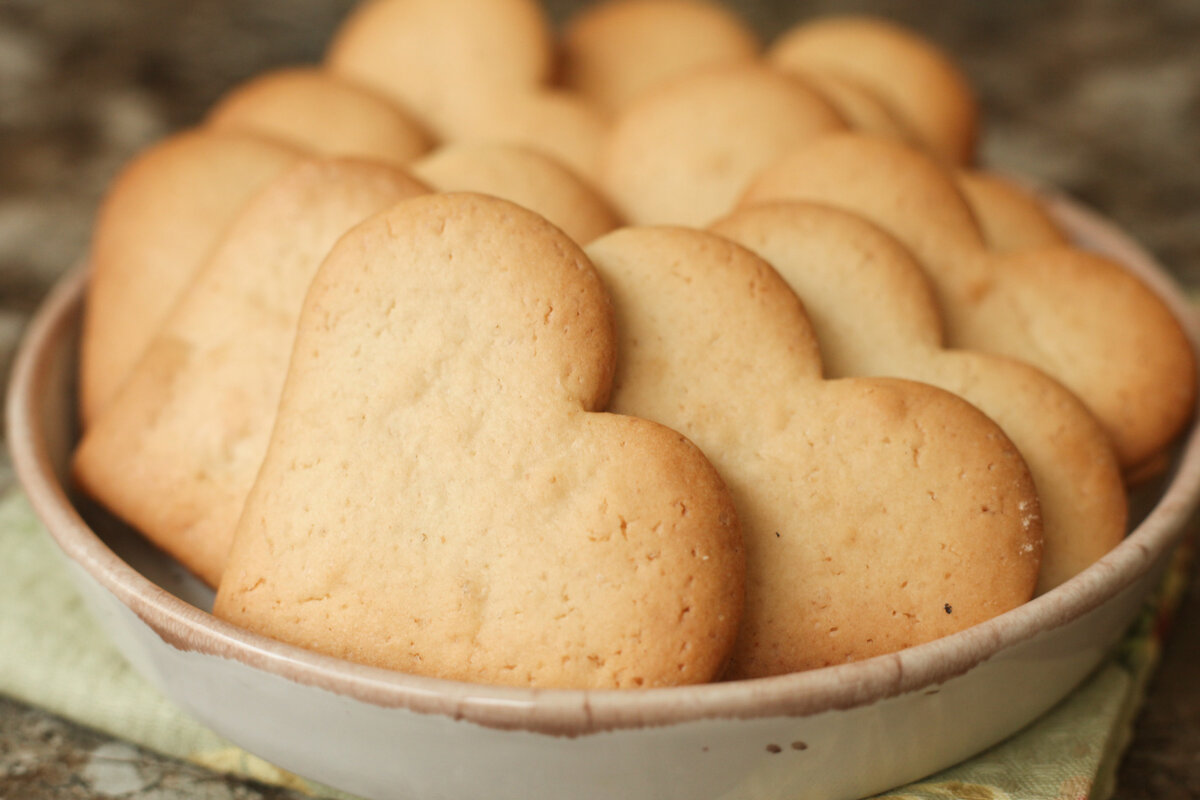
[410,142,620,244]
[438,88,609,184]
[214,193,745,688]
[585,225,1041,677]
[601,63,846,227]
[80,129,303,426]
[206,67,432,166]
[741,133,1196,471]
[768,16,979,164]
[74,158,429,587]
[712,201,1125,593]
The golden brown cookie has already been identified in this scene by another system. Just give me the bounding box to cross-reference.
[206,67,432,166]
[410,142,620,244]
[712,201,1126,593]
[586,225,1041,677]
[786,67,918,144]
[741,133,1197,469]
[325,0,553,138]
[769,15,979,164]
[73,159,430,587]
[214,193,745,688]
[957,170,1069,252]
[561,0,760,113]
[601,63,845,226]
[79,129,303,427]
[438,88,608,183]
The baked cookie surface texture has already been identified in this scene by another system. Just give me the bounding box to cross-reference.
[601,63,846,227]
[79,129,303,426]
[73,159,429,588]
[325,0,553,139]
[214,193,745,689]
[769,15,979,165]
[410,142,620,244]
[712,202,1125,594]
[206,67,432,166]
[585,226,1042,678]
[561,0,760,113]
[956,170,1069,252]
[742,133,1197,470]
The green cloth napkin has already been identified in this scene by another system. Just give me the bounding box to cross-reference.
[0,488,1192,800]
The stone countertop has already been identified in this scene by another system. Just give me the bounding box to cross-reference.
[1,1,1198,797]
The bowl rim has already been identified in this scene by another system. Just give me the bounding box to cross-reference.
[7,191,1200,737]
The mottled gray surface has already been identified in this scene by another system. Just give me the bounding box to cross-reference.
[1,1,1198,798]
[0,698,303,799]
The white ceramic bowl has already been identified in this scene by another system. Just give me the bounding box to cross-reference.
[8,193,1200,800]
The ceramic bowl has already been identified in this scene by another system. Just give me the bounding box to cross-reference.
[7,192,1200,800]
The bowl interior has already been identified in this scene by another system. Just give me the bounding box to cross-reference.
[9,188,1200,737]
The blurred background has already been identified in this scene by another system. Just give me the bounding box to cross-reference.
[1,1,1198,797]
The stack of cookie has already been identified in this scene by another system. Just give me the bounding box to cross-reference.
[71,0,1196,688]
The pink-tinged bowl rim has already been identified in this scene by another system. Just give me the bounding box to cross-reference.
[7,192,1200,737]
